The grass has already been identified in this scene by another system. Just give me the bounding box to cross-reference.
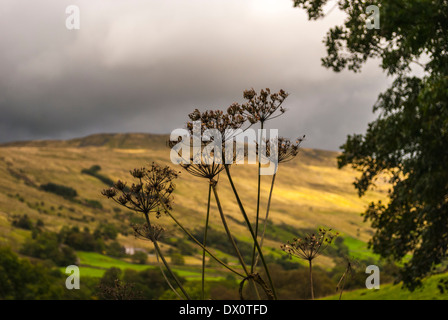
[343,236,380,261]
[77,251,154,272]
[75,251,227,280]
[324,272,448,300]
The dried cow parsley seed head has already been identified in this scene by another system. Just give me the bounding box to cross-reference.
[101,162,179,217]
[114,180,126,191]
[130,168,145,179]
[101,187,117,198]
[132,223,165,242]
[242,88,289,124]
[186,104,246,142]
[261,136,305,165]
[281,228,338,261]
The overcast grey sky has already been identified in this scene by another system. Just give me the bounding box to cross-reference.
[0,0,391,151]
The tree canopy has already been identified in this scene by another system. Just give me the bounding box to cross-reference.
[292,0,448,288]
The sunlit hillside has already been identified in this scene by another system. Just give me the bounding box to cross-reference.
[0,133,387,272]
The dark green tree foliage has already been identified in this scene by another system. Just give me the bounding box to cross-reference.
[94,223,118,240]
[292,0,448,288]
[98,267,183,300]
[122,269,175,299]
[106,241,126,258]
[0,247,66,299]
[40,182,78,199]
[131,251,148,264]
[12,214,33,230]
[59,226,105,252]
[81,165,115,186]
[261,264,335,300]
[20,232,77,266]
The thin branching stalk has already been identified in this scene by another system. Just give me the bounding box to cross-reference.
[211,183,250,277]
[336,258,356,301]
[309,259,314,300]
[164,208,245,278]
[154,245,183,300]
[201,183,212,300]
[144,213,191,300]
[251,121,264,273]
[223,164,277,300]
[254,171,277,268]
[282,228,338,300]
[337,270,347,301]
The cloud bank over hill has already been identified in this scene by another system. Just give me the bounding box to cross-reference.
[0,0,389,150]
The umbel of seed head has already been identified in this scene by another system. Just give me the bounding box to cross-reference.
[242,88,288,124]
[101,163,179,217]
[102,187,117,198]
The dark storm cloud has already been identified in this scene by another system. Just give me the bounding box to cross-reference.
[0,0,389,150]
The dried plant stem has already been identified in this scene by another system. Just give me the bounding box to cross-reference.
[144,213,191,300]
[338,271,347,301]
[223,164,277,300]
[211,183,249,276]
[164,208,245,278]
[309,259,314,300]
[154,246,183,300]
[251,121,264,273]
[201,183,212,300]
[254,172,277,268]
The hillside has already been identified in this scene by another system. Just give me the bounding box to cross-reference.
[0,133,388,274]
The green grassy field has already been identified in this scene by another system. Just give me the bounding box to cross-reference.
[324,272,448,300]
[71,251,227,280]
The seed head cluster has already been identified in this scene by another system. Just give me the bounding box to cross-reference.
[242,88,288,124]
[281,228,338,261]
[101,163,179,218]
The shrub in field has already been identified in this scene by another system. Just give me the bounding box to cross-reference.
[20,231,77,266]
[40,182,78,199]
[11,214,34,230]
[131,251,148,265]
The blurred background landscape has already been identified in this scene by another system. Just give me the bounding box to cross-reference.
[0,133,445,299]
[1,0,447,300]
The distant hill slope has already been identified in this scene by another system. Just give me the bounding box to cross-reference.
[0,133,170,149]
[0,133,387,269]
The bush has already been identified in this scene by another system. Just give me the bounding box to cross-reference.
[170,252,185,266]
[59,226,105,252]
[262,264,336,300]
[40,183,78,199]
[20,232,77,266]
[123,268,184,300]
[106,241,126,258]
[81,165,114,186]
[94,223,118,240]
[131,251,148,264]
[12,214,33,230]
[0,247,98,299]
